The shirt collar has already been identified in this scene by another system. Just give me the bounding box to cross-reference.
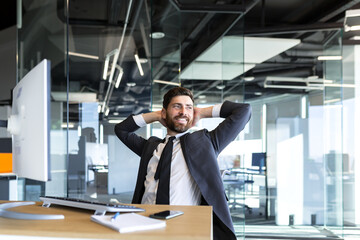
[166,130,189,140]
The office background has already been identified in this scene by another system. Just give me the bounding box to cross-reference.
[0,0,359,239]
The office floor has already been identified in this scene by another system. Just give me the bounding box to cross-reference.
[234,210,360,240]
[230,196,360,240]
[238,225,360,240]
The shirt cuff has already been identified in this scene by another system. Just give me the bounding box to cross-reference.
[133,114,147,127]
[212,103,222,117]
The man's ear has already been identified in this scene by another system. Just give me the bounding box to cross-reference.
[161,108,166,119]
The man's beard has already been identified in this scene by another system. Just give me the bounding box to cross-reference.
[165,113,192,133]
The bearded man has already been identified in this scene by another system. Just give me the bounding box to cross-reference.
[115,87,251,240]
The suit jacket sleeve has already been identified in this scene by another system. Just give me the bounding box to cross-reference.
[114,115,147,157]
[209,100,252,154]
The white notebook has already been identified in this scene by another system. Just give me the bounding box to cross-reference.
[91,213,166,233]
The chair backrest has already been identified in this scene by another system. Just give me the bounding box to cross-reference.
[220,169,231,179]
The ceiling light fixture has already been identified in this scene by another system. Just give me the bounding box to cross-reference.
[153,79,181,86]
[324,98,341,104]
[344,9,360,32]
[244,76,255,81]
[139,58,148,63]
[323,83,356,88]
[115,65,124,88]
[266,76,332,83]
[134,53,144,76]
[150,32,165,39]
[127,82,136,87]
[317,56,342,61]
[216,85,226,90]
[108,119,122,124]
[345,25,360,31]
[264,85,323,90]
[68,52,99,60]
[101,101,106,113]
[103,49,119,80]
[105,107,110,116]
[307,75,319,80]
[264,76,351,90]
[103,57,109,80]
[101,0,134,116]
[109,51,120,83]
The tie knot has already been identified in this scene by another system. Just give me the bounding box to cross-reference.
[168,136,176,142]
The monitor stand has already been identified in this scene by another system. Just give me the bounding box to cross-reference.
[0,201,64,220]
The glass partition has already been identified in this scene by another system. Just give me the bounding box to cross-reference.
[17,1,351,239]
[341,30,360,240]
[17,0,247,237]
[150,3,246,238]
[243,28,344,239]
[220,19,246,240]
[17,0,68,200]
[322,30,343,232]
[66,0,152,201]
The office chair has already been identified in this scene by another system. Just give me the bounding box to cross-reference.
[222,169,253,214]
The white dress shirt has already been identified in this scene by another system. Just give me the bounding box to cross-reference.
[132,103,222,205]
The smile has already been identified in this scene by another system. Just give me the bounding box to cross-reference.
[174,118,188,124]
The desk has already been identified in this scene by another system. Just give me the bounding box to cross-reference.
[0,201,212,240]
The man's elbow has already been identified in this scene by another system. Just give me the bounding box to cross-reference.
[244,104,252,122]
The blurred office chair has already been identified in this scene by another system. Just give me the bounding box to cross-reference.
[249,152,268,218]
[222,169,253,214]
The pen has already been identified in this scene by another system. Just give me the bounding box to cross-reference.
[111,212,120,222]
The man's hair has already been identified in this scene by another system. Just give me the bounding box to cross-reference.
[163,87,194,109]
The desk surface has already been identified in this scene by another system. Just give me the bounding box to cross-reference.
[0,201,212,240]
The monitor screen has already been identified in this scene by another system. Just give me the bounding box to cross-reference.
[7,59,51,182]
[252,152,266,173]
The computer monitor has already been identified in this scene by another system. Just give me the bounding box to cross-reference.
[7,59,51,182]
[251,152,266,174]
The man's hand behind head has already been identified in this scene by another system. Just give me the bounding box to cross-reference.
[159,110,168,128]
[191,107,201,127]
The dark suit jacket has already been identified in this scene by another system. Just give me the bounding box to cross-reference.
[114,101,251,240]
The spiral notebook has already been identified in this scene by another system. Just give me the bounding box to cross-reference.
[91,213,166,233]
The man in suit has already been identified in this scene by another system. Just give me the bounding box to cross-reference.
[115,87,251,239]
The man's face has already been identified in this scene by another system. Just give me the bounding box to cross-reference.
[162,95,194,134]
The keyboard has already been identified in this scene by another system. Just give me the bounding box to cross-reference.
[40,196,145,215]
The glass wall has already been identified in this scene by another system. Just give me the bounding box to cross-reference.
[17,1,354,239]
[322,30,343,230]
[66,0,152,202]
[341,37,360,240]
[243,30,345,238]
[151,3,246,238]
[17,0,68,200]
